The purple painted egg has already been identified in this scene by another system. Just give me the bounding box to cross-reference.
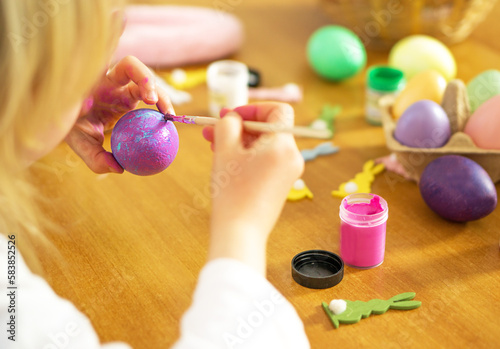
[419,155,497,222]
[111,109,179,176]
[394,100,451,148]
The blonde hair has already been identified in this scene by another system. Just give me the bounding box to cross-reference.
[0,0,123,265]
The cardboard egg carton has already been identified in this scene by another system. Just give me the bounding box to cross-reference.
[380,87,500,183]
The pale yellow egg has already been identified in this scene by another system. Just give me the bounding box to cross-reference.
[389,35,456,81]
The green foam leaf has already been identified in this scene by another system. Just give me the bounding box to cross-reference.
[389,300,422,310]
[389,292,416,302]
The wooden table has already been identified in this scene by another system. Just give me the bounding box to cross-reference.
[32,0,500,348]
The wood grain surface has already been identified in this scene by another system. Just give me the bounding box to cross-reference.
[31,0,500,348]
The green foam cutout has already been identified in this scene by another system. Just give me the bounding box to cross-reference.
[322,292,421,329]
[311,104,341,133]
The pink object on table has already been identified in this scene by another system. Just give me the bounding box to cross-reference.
[375,153,413,181]
[248,83,303,103]
[339,193,388,269]
[113,5,244,68]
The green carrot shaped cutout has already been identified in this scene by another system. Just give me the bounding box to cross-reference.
[310,104,341,134]
[322,292,422,329]
[319,104,340,133]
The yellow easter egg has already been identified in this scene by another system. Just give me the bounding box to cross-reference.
[392,70,447,120]
[389,35,456,81]
[464,95,500,149]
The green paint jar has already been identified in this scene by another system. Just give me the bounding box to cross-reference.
[365,66,405,125]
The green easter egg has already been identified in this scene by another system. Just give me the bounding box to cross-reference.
[467,70,500,112]
[307,26,366,81]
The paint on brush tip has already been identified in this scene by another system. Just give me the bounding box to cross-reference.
[164,114,196,124]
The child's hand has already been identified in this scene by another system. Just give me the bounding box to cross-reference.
[202,103,304,274]
[65,56,174,174]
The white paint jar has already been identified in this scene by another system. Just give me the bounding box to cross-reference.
[207,60,249,117]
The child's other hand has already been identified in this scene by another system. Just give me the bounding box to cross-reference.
[65,56,174,174]
[203,103,304,274]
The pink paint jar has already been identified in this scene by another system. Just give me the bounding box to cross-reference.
[339,193,388,269]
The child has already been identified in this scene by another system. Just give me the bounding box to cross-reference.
[0,1,309,348]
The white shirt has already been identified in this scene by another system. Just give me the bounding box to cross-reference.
[0,235,309,348]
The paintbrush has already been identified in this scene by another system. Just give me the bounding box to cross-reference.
[164,113,332,139]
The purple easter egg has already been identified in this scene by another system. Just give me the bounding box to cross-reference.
[419,155,497,222]
[394,100,451,148]
[111,109,179,176]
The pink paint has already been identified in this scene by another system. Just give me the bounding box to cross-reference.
[339,193,388,269]
[343,195,384,215]
[165,113,196,124]
[81,97,94,115]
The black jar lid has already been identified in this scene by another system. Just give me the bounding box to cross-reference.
[248,68,261,87]
[291,250,344,289]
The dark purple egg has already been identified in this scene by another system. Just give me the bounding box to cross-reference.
[394,100,451,148]
[111,109,179,176]
[419,155,497,222]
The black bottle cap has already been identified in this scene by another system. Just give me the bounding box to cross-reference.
[291,250,344,289]
[248,68,261,87]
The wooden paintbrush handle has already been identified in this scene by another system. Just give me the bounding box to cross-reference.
[193,116,332,139]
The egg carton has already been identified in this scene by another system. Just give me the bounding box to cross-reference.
[380,95,500,183]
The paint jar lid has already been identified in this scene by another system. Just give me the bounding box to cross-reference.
[291,250,344,289]
[367,66,405,92]
[248,68,261,87]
